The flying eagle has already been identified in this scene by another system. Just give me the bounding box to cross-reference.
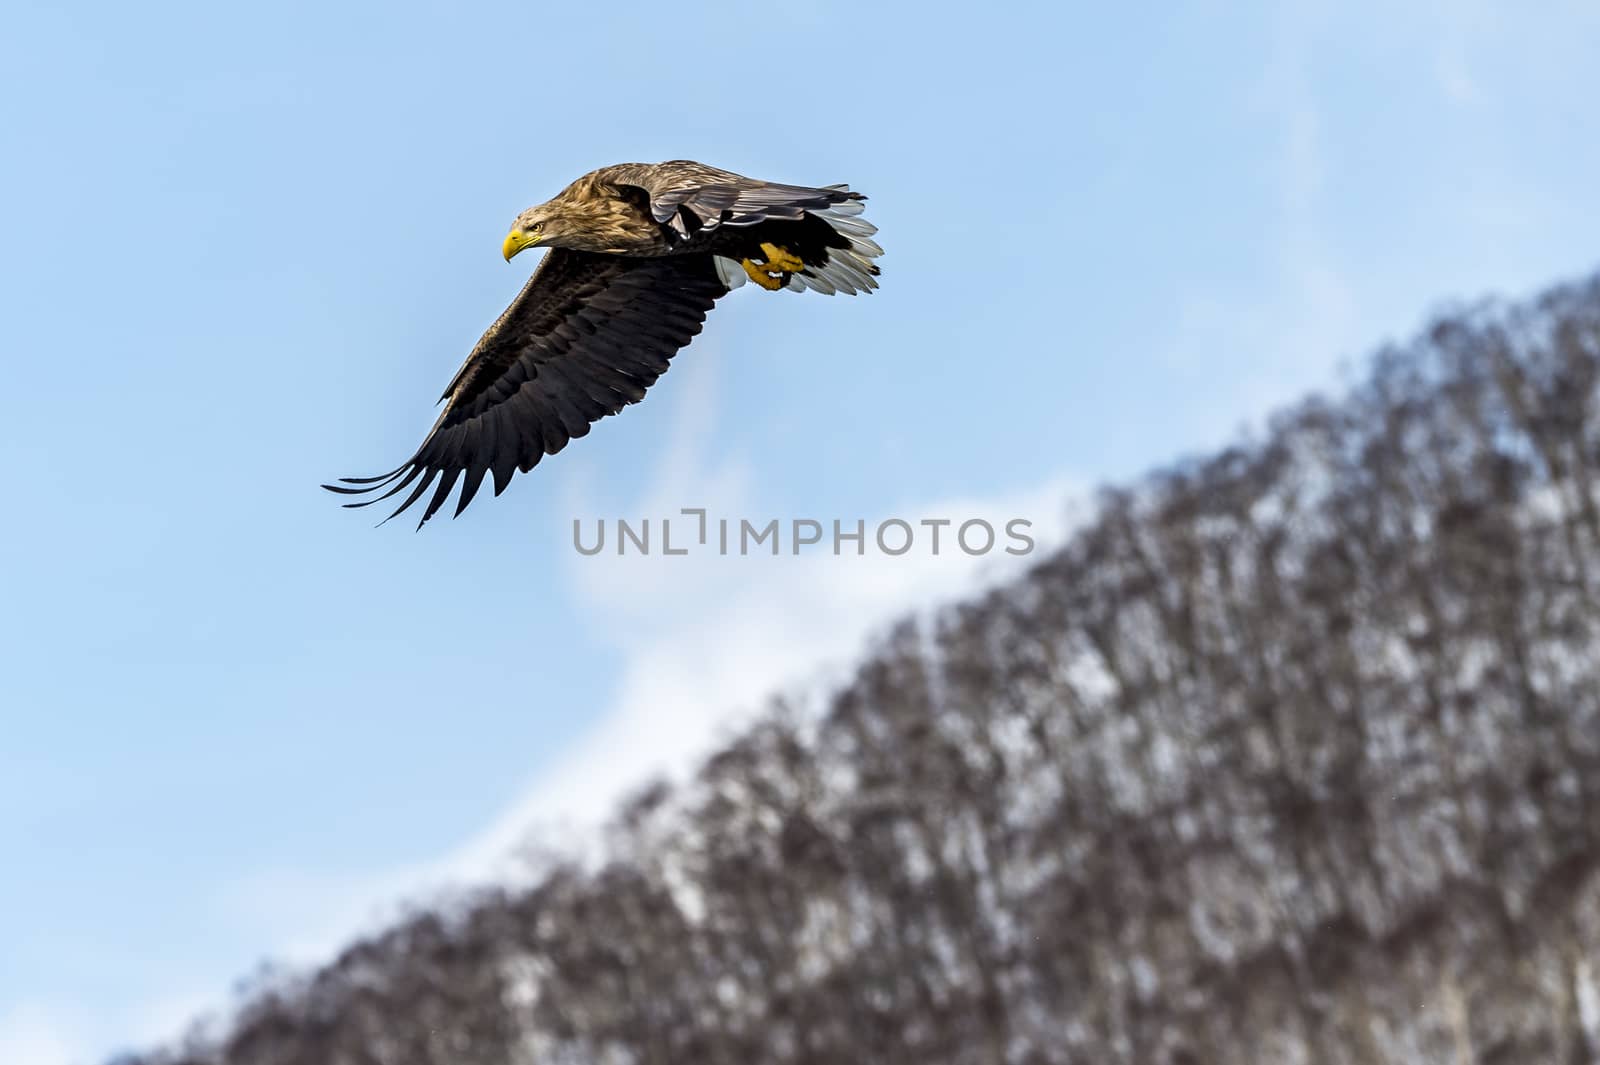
[325,160,882,527]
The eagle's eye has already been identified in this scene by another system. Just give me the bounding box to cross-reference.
[528,221,544,235]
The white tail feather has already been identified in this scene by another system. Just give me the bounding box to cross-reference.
[715,194,881,296]
[795,200,882,295]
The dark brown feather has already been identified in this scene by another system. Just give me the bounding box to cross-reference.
[326,249,726,527]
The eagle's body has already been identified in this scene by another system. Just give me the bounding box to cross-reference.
[326,160,881,527]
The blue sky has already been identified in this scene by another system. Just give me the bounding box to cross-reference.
[4,1,1600,1061]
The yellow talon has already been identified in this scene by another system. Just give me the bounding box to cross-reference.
[759,242,805,273]
[741,257,786,290]
[740,243,805,291]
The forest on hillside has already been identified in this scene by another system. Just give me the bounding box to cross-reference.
[126,272,1600,1064]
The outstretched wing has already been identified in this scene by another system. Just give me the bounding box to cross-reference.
[326,249,727,528]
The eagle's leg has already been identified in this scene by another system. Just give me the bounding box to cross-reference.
[741,258,786,291]
[740,243,807,291]
[758,243,805,273]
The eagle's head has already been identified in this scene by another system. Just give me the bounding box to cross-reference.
[501,204,564,261]
[503,182,643,260]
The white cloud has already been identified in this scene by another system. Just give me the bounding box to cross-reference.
[440,349,1084,883]
[191,347,1085,986]
[0,1002,85,1065]
[0,989,234,1065]
[124,990,226,1060]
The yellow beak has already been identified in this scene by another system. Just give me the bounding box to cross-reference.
[502,229,541,262]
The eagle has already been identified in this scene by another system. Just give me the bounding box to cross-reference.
[324,160,882,527]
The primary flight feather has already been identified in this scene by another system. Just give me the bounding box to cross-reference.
[324,160,883,528]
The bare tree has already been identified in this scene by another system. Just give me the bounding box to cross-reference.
[123,271,1600,1065]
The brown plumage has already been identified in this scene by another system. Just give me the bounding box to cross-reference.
[325,160,882,527]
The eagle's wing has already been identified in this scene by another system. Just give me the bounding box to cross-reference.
[603,161,882,294]
[326,248,727,527]
[608,161,866,237]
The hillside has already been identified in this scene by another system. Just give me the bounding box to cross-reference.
[128,272,1600,1064]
